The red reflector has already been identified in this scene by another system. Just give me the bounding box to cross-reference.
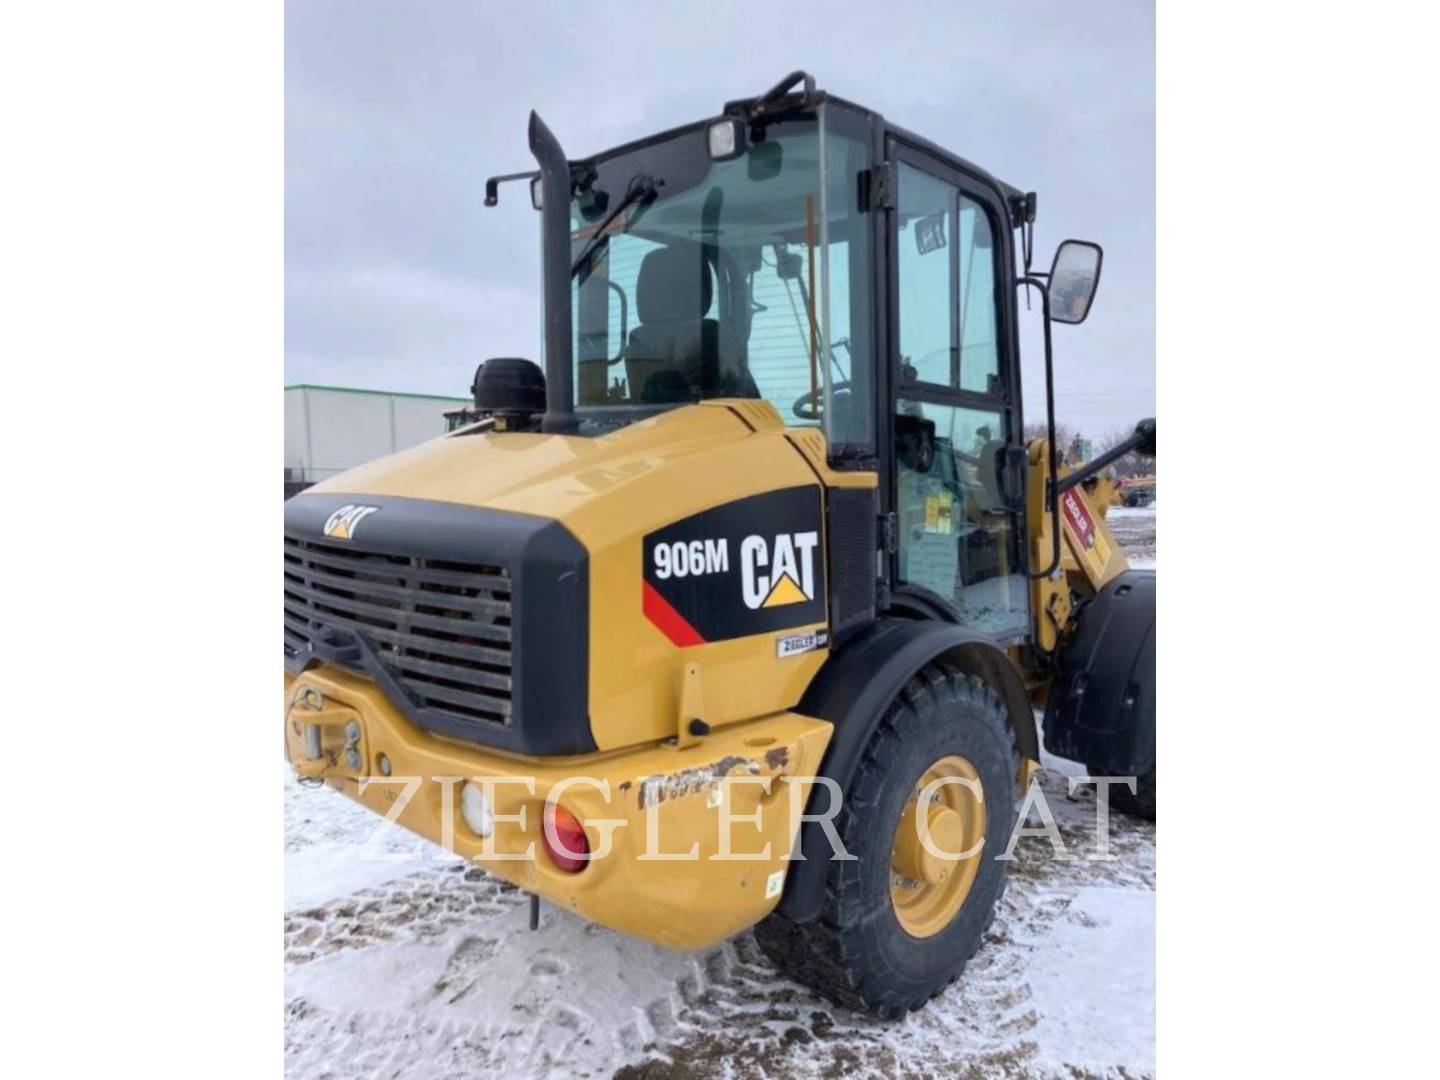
[543,803,589,872]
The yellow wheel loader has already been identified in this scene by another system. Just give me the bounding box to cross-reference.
[283,71,1156,1017]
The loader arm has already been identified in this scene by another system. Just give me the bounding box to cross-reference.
[1026,438,1130,652]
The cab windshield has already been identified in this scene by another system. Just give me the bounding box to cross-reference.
[570,106,875,454]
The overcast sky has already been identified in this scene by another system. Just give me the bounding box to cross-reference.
[286,0,1154,438]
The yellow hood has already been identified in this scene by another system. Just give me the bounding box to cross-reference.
[312,402,773,525]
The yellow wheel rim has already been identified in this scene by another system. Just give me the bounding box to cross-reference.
[890,754,987,938]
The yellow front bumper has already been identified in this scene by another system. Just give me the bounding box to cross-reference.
[284,666,833,950]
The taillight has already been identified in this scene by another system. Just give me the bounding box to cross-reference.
[542,803,589,872]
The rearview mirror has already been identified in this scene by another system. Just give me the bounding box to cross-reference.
[1048,240,1103,325]
[747,138,783,181]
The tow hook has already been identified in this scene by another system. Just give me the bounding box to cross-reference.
[288,687,366,779]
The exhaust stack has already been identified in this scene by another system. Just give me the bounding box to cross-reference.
[528,111,578,434]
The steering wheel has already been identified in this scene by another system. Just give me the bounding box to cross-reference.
[792,381,852,421]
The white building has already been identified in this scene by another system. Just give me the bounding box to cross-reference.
[284,384,469,496]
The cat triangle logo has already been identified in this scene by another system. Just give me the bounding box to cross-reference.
[323,504,380,541]
[740,530,819,611]
[762,573,808,608]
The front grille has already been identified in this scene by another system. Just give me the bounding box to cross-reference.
[284,534,514,728]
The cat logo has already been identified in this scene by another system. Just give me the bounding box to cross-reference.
[741,531,819,610]
[322,504,380,541]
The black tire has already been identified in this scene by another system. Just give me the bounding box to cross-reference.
[755,664,1019,1018]
[1099,764,1155,821]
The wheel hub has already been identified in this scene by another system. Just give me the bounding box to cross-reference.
[889,755,986,938]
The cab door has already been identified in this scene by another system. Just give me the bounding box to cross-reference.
[884,143,1030,642]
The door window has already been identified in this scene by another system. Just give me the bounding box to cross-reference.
[956,200,999,394]
[896,163,1001,395]
[892,155,1025,639]
[896,399,1027,639]
[896,166,953,386]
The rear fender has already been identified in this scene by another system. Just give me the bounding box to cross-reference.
[776,618,1037,923]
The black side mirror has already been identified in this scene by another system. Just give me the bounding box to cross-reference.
[1134,417,1156,458]
[1048,240,1104,324]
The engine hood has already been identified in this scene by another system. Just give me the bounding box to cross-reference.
[313,403,752,516]
[306,400,822,557]
[296,399,833,751]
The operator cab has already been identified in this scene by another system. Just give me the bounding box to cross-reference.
[563,100,875,461]
[486,72,1102,648]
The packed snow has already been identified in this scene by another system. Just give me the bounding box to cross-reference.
[285,507,1157,1078]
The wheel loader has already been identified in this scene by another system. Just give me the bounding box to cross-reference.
[283,72,1156,1017]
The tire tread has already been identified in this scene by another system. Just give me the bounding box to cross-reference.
[755,664,1019,1016]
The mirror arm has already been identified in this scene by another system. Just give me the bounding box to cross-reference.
[486,163,596,209]
[1019,276,1063,580]
[484,170,539,208]
[1054,421,1152,495]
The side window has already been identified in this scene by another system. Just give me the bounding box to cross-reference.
[896,164,1002,395]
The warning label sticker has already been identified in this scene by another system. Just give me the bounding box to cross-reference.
[1060,488,1112,574]
[1061,489,1095,548]
[923,490,954,535]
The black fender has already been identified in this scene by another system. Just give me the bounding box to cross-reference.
[1042,569,1155,775]
[776,617,1037,923]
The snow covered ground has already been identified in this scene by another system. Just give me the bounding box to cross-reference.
[1107,505,1156,571]
[285,508,1157,1078]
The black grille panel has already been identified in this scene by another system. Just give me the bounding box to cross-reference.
[284,534,514,727]
[827,486,878,646]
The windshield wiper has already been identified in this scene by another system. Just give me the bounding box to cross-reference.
[571,175,658,282]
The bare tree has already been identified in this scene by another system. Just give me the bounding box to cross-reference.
[1022,422,1078,463]
[1022,422,1154,476]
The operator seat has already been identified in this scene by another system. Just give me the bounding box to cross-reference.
[625,246,754,403]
